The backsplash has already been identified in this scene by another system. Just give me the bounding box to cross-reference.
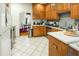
[58,13,75,28]
[45,13,75,28]
[33,20,47,25]
[32,13,78,28]
[45,21,59,27]
[75,20,79,24]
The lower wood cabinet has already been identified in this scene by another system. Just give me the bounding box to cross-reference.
[32,26,46,37]
[48,35,68,56]
[68,47,79,56]
[47,35,79,56]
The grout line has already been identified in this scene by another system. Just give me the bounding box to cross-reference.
[29,38,45,56]
[12,36,48,56]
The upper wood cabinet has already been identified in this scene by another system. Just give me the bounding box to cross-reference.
[46,4,59,20]
[32,4,46,20]
[45,4,51,20]
[70,4,79,19]
[56,3,70,13]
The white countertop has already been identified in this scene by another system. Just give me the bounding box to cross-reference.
[32,25,45,26]
[48,31,79,44]
[32,25,64,31]
[69,42,79,51]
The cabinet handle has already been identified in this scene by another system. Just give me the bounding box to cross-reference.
[53,44,57,49]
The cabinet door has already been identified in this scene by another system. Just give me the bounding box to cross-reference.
[46,4,51,20]
[48,35,68,56]
[32,4,45,19]
[49,41,61,56]
[48,35,60,56]
[39,26,45,36]
[49,40,58,56]
[56,3,70,13]
[70,4,79,19]
[51,4,59,20]
[63,4,70,11]
[56,3,63,13]
[40,26,44,36]
[43,26,46,35]
[33,26,46,36]
[46,4,59,20]
[68,47,79,56]
[59,41,68,56]
[33,27,40,36]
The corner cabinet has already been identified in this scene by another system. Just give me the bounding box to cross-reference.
[32,4,46,20]
[70,4,79,19]
[46,4,59,20]
[47,35,68,56]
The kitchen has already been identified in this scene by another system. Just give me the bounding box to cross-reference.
[0,3,79,56]
[32,3,79,56]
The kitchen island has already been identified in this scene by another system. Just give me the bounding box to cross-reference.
[47,31,79,56]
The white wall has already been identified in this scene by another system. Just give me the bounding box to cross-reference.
[0,4,5,27]
[10,3,32,37]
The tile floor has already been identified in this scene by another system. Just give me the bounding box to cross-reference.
[12,36,48,56]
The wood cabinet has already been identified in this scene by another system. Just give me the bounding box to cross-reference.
[46,4,59,20]
[68,47,79,56]
[70,4,79,19]
[46,27,61,33]
[56,3,70,13]
[45,4,51,20]
[32,26,46,37]
[48,35,79,56]
[32,26,40,36]
[32,4,46,19]
[47,35,68,56]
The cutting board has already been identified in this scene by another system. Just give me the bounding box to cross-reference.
[63,31,79,37]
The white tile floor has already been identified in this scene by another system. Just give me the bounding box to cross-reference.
[12,36,48,56]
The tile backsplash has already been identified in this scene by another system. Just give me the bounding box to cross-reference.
[59,13,75,28]
[32,13,79,28]
[75,20,79,24]
[45,13,75,28]
[33,20,47,25]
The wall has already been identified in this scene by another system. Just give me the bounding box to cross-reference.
[59,13,75,28]
[47,13,75,28]
[0,4,5,27]
[10,3,32,37]
[33,20,47,25]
